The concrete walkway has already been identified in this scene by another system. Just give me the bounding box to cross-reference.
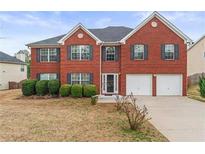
[98,95,205,141]
[136,96,205,142]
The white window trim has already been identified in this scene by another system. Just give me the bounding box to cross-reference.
[102,73,118,94]
[71,45,90,60]
[105,47,116,61]
[40,48,57,62]
[40,73,57,80]
[165,44,175,60]
[71,73,90,84]
[134,44,145,60]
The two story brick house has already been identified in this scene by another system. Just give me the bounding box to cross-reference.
[27,12,192,96]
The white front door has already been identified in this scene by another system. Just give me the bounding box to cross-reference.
[156,74,182,96]
[126,74,152,95]
[102,73,118,94]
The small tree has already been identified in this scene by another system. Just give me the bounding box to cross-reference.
[115,94,151,130]
[199,75,205,97]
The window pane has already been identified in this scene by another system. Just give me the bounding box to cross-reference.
[49,49,57,62]
[106,47,115,61]
[40,74,49,80]
[71,45,90,60]
[81,73,90,85]
[71,46,80,60]
[165,44,174,60]
[71,73,81,84]
[81,73,89,81]
[71,73,90,85]
[40,49,49,62]
[49,74,57,80]
[81,45,90,60]
[134,45,144,60]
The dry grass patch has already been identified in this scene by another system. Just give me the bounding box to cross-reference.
[0,90,168,142]
[188,84,205,102]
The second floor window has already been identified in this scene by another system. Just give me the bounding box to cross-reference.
[71,45,91,60]
[106,47,115,61]
[164,44,175,60]
[134,44,144,60]
[40,48,57,62]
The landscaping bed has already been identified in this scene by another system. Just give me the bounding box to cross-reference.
[0,89,168,142]
[188,84,205,102]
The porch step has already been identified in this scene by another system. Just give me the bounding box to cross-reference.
[97,95,122,103]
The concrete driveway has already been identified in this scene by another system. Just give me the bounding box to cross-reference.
[136,96,205,142]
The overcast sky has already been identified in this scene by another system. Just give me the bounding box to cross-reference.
[0,11,204,56]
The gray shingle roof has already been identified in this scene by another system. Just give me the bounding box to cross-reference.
[26,26,133,46]
[88,26,133,42]
[26,34,66,46]
[0,51,26,65]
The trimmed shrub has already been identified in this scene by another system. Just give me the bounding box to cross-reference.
[59,84,72,97]
[48,80,60,96]
[22,79,37,96]
[71,84,83,97]
[36,80,49,96]
[199,75,205,97]
[83,84,97,97]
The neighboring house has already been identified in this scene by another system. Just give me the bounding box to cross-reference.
[15,50,30,63]
[188,35,205,85]
[27,12,192,96]
[0,51,27,90]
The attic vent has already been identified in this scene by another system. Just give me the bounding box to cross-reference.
[77,33,84,39]
[151,21,158,28]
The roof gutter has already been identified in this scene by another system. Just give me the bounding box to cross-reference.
[0,61,26,65]
[26,44,61,48]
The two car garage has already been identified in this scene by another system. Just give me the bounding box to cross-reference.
[126,74,183,96]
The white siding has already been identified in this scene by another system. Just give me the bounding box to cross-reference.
[0,63,27,90]
[188,37,205,76]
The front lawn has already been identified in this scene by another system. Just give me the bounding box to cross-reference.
[0,90,168,141]
[188,84,205,102]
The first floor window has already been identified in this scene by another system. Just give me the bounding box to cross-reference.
[134,44,144,60]
[71,73,91,85]
[40,73,57,80]
[40,48,58,62]
[106,47,115,61]
[164,44,175,60]
[71,45,91,60]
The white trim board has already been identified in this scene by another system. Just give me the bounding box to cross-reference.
[120,11,193,44]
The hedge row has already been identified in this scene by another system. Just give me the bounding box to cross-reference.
[60,84,97,97]
[22,79,97,98]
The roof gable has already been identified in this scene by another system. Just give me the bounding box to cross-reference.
[120,11,192,44]
[58,23,102,45]
[0,51,26,65]
[188,35,205,51]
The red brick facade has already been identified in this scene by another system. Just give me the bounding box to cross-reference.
[30,17,187,96]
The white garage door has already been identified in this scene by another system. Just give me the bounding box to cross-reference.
[156,74,182,96]
[126,74,152,95]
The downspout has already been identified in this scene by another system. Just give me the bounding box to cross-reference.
[99,43,102,95]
